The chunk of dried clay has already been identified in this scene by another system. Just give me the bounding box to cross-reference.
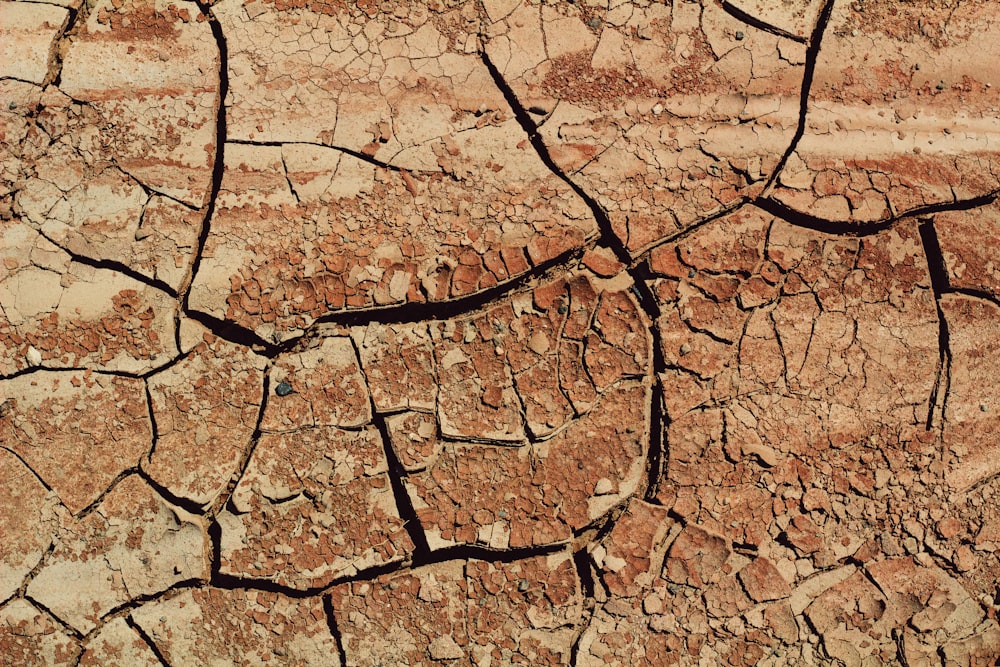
[0,371,151,514]
[769,0,1000,223]
[0,599,80,666]
[28,476,208,633]
[131,588,341,666]
[0,448,59,602]
[144,327,266,507]
[0,225,179,374]
[484,0,806,254]
[218,426,413,588]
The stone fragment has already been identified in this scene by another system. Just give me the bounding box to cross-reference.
[484,0,805,254]
[27,475,208,633]
[219,426,413,588]
[132,587,341,666]
[0,224,179,374]
[144,326,266,507]
[78,616,162,667]
[0,599,80,666]
[261,337,371,432]
[0,371,151,513]
[665,525,731,589]
[770,0,1000,222]
[0,448,59,602]
[0,1,70,84]
[331,552,580,666]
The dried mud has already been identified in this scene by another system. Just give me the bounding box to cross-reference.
[2,0,1000,665]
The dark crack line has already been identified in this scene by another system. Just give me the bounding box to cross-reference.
[279,244,586,351]
[760,0,836,197]
[206,364,272,518]
[96,580,203,633]
[371,411,431,560]
[1,446,53,493]
[480,50,632,266]
[721,1,808,43]
[136,468,206,517]
[35,228,178,298]
[184,309,276,355]
[627,266,668,503]
[918,219,952,432]
[23,593,85,640]
[182,0,229,311]
[126,615,173,667]
[228,138,440,177]
[758,188,1000,236]
[323,595,349,667]
[74,468,138,519]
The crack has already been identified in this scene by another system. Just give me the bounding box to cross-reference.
[126,615,173,667]
[23,593,85,640]
[282,244,586,351]
[74,468,137,519]
[182,0,229,310]
[721,1,809,43]
[1,446,53,494]
[758,188,1000,235]
[918,219,952,432]
[228,138,439,177]
[760,0,836,198]
[626,265,668,503]
[95,580,203,633]
[34,228,178,298]
[371,403,431,561]
[183,309,277,356]
[15,542,56,602]
[205,361,272,519]
[479,50,632,266]
[136,468,206,517]
[323,594,348,667]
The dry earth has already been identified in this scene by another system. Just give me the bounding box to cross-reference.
[2,0,1000,665]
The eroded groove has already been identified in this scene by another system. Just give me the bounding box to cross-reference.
[480,50,632,266]
[721,1,808,43]
[760,0,836,197]
[918,219,953,431]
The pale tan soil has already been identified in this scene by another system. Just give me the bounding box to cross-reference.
[2,0,1000,665]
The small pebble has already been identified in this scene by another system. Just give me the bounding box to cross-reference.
[275,381,294,396]
[735,30,744,40]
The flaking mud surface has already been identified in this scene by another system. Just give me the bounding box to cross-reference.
[2,1,1000,665]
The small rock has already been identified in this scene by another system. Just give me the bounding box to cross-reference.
[275,381,293,396]
[26,345,42,367]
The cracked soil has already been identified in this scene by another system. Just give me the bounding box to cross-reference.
[2,0,1000,665]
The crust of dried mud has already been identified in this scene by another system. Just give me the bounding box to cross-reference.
[2,0,1000,665]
